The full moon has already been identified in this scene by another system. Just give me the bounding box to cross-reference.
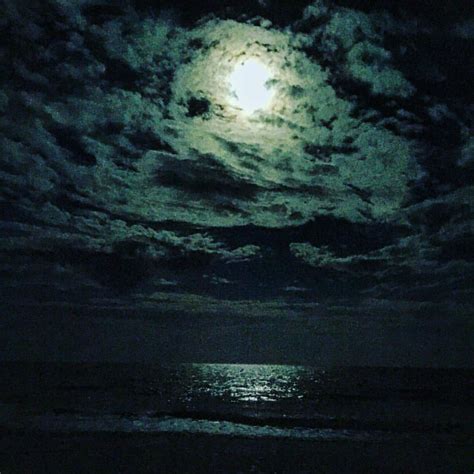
[228,59,274,114]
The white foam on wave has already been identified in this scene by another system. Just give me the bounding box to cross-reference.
[6,413,404,442]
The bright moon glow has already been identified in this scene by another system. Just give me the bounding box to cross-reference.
[228,59,274,114]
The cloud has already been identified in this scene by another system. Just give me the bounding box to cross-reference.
[1,0,420,234]
[0,0,471,310]
[290,185,474,302]
[346,41,415,98]
[458,137,474,169]
[283,286,309,293]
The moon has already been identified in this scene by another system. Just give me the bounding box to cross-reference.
[228,58,275,114]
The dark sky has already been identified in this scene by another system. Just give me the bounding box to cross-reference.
[0,0,472,366]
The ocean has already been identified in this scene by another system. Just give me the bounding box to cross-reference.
[0,362,472,473]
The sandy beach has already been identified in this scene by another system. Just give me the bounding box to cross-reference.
[1,430,472,474]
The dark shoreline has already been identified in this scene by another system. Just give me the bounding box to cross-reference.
[1,430,473,474]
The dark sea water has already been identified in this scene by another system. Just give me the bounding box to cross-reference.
[1,363,473,472]
[1,362,473,437]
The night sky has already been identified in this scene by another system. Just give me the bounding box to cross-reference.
[0,0,472,366]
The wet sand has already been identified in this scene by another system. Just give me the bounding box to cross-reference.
[1,430,472,473]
